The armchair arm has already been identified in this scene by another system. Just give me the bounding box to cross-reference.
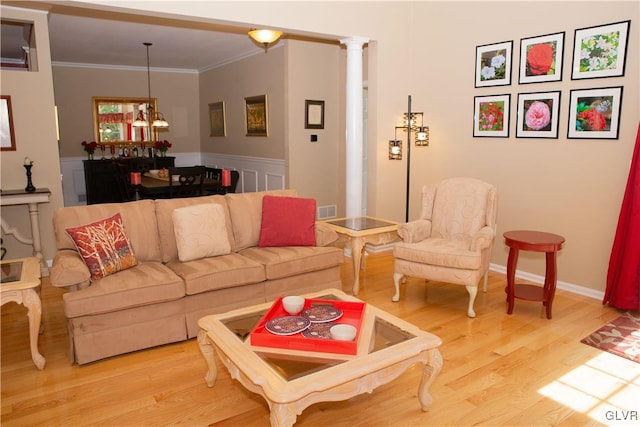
[470,226,495,252]
[315,223,339,246]
[397,219,432,243]
[49,250,91,291]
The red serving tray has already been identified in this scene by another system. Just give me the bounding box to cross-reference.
[250,297,366,355]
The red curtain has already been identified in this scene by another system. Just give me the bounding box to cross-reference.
[603,122,640,311]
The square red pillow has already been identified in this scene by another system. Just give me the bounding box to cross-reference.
[65,213,138,280]
[259,195,316,247]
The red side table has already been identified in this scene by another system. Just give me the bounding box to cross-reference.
[503,230,565,319]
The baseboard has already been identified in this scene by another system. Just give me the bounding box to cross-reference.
[341,250,605,302]
[489,263,604,301]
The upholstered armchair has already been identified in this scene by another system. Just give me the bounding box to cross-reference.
[392,177,498,317]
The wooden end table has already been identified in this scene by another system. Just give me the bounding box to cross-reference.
[503,230,565,319]
[321,217,399,295]
[197,289,442,427]
[1,257,46,369]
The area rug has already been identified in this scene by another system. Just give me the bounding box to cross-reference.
[581,312,640,363]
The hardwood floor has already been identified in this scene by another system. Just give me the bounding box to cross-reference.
[2,252,638,426]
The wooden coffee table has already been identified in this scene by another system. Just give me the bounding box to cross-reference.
[197,289,442,427]
[1,257,45,369]
[321,217,399,295]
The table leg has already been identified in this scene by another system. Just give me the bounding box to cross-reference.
[506,248,519,314]
[27,203,48,276]
[197,330,218,387]
[270,403,297,427]
[350,236,366,295]
[23,288,45,370]
[418,348,443,411]
[544,251,557,320]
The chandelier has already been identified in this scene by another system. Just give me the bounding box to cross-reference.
[132,42,169,128]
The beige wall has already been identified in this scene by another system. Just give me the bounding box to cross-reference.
[285,39,343,206]
[198,45,285,159]
[2,1,638,296]
[82,0,638,294]
[392,1,639,292]
[0,7,63,261]
[53,66,200,157]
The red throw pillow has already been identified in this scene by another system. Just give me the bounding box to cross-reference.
[259,195,316,247]
[66,213,138,280]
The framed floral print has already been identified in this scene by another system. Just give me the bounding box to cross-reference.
[208,101,226,137]
[519,32,565,84]
[571,20,630,80]
[568,86,623,139]
[516,91,561,139]
[475,41,513,87]
[0,95,16,151]
[244,94,268,136]
[473,94,510,138]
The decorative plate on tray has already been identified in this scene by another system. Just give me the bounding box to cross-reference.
[301,322,336,339]
[265,316,311,336]
[301,305,343,323]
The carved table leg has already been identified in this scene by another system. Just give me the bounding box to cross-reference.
[197,329,218,387]
[350,236,366,295]
[23,288,45,370]
[418,348,443,411]
[270,403,297,427]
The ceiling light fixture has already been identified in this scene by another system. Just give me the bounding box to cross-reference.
[132,42,169,129]
[248,29,283,52]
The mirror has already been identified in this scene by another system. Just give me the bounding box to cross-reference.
[92,97,158,144]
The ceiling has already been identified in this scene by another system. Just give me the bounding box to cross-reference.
[1,3,287,72]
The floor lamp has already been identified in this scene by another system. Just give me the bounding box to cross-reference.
[389,96,429,222]
[404,95,413,223]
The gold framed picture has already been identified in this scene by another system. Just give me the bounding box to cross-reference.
[209,101,226,137]
[1,95,16,151]
[244,95,268,136]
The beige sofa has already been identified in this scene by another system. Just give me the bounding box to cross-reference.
[50,189,344,364]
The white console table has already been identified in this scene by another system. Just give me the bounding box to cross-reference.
[0,188,51,275]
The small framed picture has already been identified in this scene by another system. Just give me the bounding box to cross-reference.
[571,20,630,80]
[208,101,226,137]
[473,94,510,138]
[568,86,623,139]
[475,41,513,87]
[1,95,16,151]
[305,100,324,129]
[244,94,268,136]
[516,91,561,139]
[519,32,565,84]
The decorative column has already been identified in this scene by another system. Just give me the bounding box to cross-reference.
[340,36,369,218]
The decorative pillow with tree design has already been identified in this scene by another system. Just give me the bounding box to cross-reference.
[65,213,138,280]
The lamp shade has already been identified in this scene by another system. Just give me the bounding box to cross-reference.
[248,29,283,45]
[389,140,402,160]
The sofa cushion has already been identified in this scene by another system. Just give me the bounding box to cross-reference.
[62,261,184,318]
[53,200,162,262]
[259,195,316,247]
[239,246,344,280]
[155,196,234,263]
[166,253,266,296]
[393,238,481,270]
[65,213,138,280]
[172,203,231,261]
[225,189,298,251]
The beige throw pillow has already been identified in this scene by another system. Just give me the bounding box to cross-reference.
[172,203,231,262]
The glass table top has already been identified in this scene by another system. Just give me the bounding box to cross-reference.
[220,294,416,381]
[1,261,22,284]
[326,217,397,232]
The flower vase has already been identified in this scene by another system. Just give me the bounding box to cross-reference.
[159,150,167,157]
[88,152,94,160]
